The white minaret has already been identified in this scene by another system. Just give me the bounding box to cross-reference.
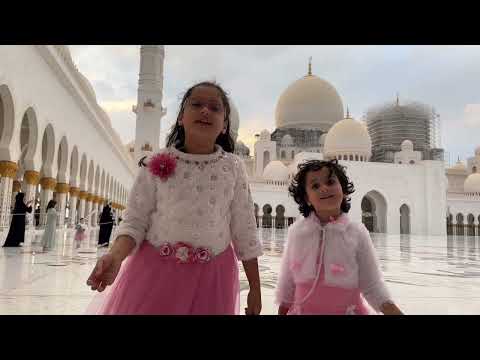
[133,45,167,161]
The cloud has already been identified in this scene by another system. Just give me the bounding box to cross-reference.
[68,45,480,164]
[99,99,136,113]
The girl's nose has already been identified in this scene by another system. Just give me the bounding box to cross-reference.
[200,106,210,115]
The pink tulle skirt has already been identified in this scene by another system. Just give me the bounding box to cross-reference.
[288,267,375,315]
[86,241,240,315]
[74,232,85,241]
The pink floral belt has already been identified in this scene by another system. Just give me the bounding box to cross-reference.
[157,242,213,264]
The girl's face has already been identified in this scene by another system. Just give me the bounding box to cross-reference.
[180,86,226,145]
[304,167,344,216]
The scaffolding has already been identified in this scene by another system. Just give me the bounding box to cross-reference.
[365,100,444,163]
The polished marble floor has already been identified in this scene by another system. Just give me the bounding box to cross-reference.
[1,227,479,314]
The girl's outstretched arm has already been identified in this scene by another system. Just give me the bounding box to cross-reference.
[242,257,262,315]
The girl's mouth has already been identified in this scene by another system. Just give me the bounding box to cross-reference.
[196,120,212,126]
[319,195,334,200]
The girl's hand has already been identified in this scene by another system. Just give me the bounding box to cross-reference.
[381,301,404,315]
[245,287,262,315]
[86,253,122,292]
[278,304,290,315]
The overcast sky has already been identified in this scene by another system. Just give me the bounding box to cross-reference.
[69,45,480,166]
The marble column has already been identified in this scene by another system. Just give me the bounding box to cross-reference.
[78,191,87,224]
[55,182,69,229]
[90,195,98,227]
[0,161,18,229]
[68,187,79,227]
[23,170,40,229]
[39,177,56,227]
[84,193,93,227]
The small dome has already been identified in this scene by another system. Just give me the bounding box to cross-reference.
[263,160,289,181]
[464,173,480,193]
[475,146,480,156]
[281,134,294,146]
[324,116,372,160]
[401,139,414,151]
[229,99,240,141]
[260,129,271,141]
[450,160,467,172]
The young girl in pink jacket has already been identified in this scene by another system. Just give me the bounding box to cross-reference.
[276,159,403,315]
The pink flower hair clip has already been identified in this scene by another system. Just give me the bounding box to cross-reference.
[148,153,177,181]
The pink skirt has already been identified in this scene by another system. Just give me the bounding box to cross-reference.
[288,267,374,315]
[86,241,240,315]
[74,232,85,241]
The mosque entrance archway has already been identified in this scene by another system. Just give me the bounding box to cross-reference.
[275,204,285,229]
[400,204,410,235]
[361,190,387,233]
[262,204,272,228]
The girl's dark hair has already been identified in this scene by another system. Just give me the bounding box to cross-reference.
[166,81,235,153]
[288,159,355,217]
[46,200,57,210]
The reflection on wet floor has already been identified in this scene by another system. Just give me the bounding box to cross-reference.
[1,227,480,314]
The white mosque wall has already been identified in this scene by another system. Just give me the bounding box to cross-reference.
[0,45,135,190]
[249,158,448,236]
[250,180,298,218]
[344,160,447,236]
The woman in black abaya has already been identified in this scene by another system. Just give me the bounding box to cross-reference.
[3,193,33,247]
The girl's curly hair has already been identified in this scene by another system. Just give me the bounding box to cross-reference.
[288,159,355,217]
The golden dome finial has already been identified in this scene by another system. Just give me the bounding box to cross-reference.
[308,56,312,76]
[396,92,400,106]
[346,106,350,119]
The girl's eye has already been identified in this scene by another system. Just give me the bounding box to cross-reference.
[312,184,319,190]
[327,179,335,185]
[192,103,201,107]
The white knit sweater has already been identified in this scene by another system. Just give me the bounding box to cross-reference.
[115,145,263,261]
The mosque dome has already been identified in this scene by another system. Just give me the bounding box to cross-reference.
[401,139,414,151]
[464,173,480,194]
[263,161,289,182]
[324,115,372,161]
[275,62,344,132]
